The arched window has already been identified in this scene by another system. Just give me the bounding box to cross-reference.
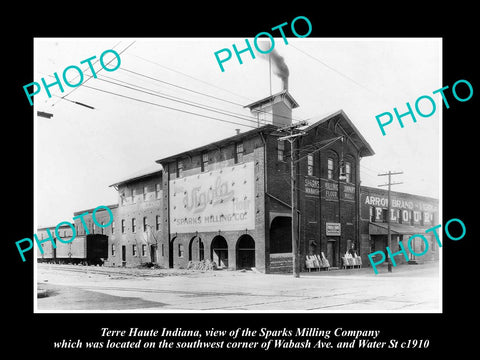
[326,151,339,180]
[327,158,334,179]
[343,155,355,183]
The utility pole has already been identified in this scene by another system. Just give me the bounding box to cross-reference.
[378,171,403,272]
[278,121,308,278]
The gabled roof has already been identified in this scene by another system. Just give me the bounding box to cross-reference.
[303,109,375,157]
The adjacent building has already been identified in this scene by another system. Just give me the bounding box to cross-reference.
[106,167,163,267]
[359,186,439,265]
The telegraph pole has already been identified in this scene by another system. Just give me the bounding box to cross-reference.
[378,171,403,272]
[278,121,307,278]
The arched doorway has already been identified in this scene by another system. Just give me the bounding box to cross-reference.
[236,235,255,269]
[211,235,228,268]
[269,216,292,254]
[188,236,204,261]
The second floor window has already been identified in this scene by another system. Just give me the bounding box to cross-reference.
[345,161,351,183]
[307,154,314,176]
[327,158,334,179]
[143,217,148,232]
[132,218,136,233]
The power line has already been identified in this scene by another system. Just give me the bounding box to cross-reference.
[51,41,135,107]
[94,74,261,126]
[126,52,255,103]
[118,66,307,124]
[81,83,259,129]
[120,67,243,107]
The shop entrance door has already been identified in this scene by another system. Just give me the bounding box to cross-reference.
[150,245,157,263]
[327,240,336,267]
[121,245,126,267]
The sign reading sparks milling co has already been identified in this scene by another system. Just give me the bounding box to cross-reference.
[169,162,255,233]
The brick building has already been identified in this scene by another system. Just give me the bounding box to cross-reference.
[36,92,439,272]
[359,186,439,265]
[155,90,374,272]
[107,167,163,267]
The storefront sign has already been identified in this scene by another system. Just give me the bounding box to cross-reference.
[169,162,255,233]
[326,222,341,236]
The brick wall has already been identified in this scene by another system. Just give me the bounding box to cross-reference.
[159,132,268,272]
[359,186,439,267]
[106,175,163,267]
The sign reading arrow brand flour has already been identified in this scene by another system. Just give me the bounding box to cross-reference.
[169,162,255,233]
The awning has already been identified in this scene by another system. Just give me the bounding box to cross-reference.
[369,222,431,236]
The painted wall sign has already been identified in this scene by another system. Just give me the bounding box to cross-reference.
[323,180,338,200]
[363,193,438,212]
[169,162,255,233]
[341,184,355,201]
[304,177,320,196]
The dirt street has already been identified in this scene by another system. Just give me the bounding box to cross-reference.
[36,262,440,312]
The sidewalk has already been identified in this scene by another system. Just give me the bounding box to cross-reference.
[299,261,440,278]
